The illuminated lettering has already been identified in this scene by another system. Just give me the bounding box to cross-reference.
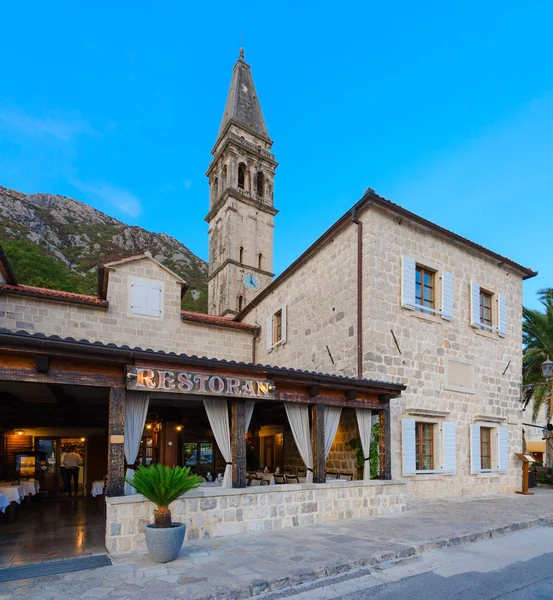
[177,372,193,392]
[241,380,256,397]
[158,370,176,390]
[136,368,156,389]
[257,381,269,397]
[208,376,225,393]
[194,374,209,393]
[226,377,240,395]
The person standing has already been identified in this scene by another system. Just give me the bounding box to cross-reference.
[62,446,81,497]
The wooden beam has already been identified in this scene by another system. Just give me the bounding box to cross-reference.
[0,366,122,388]
[231,399,247,488]
[107,387,125,497]
[311,403,325,484]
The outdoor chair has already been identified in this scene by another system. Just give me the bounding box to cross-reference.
[248,477,263,486]
[326,471,339,480]
[338,472,353,481]
[296,469,306,478]
[273,474,286,484]
[285,475,300,483]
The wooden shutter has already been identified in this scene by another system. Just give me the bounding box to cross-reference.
[441,271,454,321]
[470,281,481,327]
[402,419,416,476]
[442,421,456,474]
[401,256,416,310]
[498,426,508,472]
[131,279,148,316]
[281,304,287,344]
[147,282,162,317]
[470,424,481,474]
[266,315,273,352]
[497,294,507,338]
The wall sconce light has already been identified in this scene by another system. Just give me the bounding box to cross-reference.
[80,437,86,442]
[176,425,183,432]
[146,424,152,430]
[14,429,25,436]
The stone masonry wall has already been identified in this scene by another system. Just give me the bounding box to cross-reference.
[326,409,358,476]
[105,480,407,553]
[0,257,254,361]
[244,203,527,500]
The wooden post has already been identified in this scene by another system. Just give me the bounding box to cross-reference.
[107,386,125,497]
[311,403,326,483]
[380,402,392,480]
[232,399,247,488]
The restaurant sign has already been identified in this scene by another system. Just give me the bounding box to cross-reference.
[126,367,275,399]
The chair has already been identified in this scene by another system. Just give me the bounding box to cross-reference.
[296,469,306,478]
[273,474,286,484]
[285,475,300,484]
[339,472,353,481]
[284,470,295,476]
[260,479,270,486]
[249,477,263,486]
[326,471,339,480]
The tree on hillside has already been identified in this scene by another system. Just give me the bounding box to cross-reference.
[523,288,553,422]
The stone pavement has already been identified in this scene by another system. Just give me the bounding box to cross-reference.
[2,491,553,600]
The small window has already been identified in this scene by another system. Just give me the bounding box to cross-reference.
[238,163,246,189]
[212,177,218,199]
[256,172,265,198]
[238,295,244,312]
[258,253,263,270]
[273,309,282,344]
[222,164,227,188]
[480,427,492,470]
[480,289,493,327]
[239,246,244,263]
[415,265,435,313]
[415,422,434,471]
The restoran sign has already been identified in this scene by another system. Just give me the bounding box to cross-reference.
[127,367,275,399]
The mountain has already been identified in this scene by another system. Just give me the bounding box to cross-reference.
[0,186,208,313]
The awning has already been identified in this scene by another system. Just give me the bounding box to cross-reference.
[526,441,546,453]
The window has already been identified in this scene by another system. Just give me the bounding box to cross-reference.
[415,265,435,314]
[238,163,246,189]
[480,289,493,328]
[266,305,287,351]
[480,427,492,470]
[273,309,282,344]
[415,422,434,470]
[131,279,162,318]
[256,172,265,198]
[258,253,263,270]
[212,177,218,200]
[239,246,244,263]
[238,295,244,312]
[222,164,227,188]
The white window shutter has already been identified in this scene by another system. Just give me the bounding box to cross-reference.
[497,294,507,338]
[131,280,148,316]
[266,315,273,352]
[470,281,481,327]
[441,271,454,321]
[498,426,508,472]
[442,421,456,474]
[470,424,481,474]
[402,419,416,476]
[281,304,287,344]
[147,282,162,317]
[401,256,416,310]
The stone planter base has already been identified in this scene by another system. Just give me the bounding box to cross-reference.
[144,522,186,563]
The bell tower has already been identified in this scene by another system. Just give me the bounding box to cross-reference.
[206,49,278,317]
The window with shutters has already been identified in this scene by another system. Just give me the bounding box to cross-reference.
[415,422,434,470]
[415,265,435,314]
[402,256,453,320]
[480,289,493,328]
[470,282,507,336]
[273,309,282,344]
[266,305,287,351]
[480,427,492,470]
[131,279,163,318]
[471,423,506,474]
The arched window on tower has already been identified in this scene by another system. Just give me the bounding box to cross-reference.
[239,246,244,263]
[258,253,263,270]
[238,163,246,189]
[238,295,244,312]
[256,172,265,198]
[222,164,227,190]
[212,177,219,201]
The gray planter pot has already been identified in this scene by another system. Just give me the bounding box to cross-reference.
[144,522,186,563]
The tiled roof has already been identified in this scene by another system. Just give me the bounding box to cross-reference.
[181,310,258,331]
[0,328,406,392]
[0,283,109,308]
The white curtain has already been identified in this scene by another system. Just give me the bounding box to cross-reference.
[245,400,255,432]
[203,398,232,488]
[324,406,342,459]
[124,393,150,495]
[356,408,372,481]
[285,404,313,483]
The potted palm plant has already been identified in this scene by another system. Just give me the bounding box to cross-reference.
[125,464,203,563]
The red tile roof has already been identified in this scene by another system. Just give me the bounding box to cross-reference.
[181,310,258,331]
[0,283,109,308]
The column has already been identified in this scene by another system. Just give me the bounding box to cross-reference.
[231,399,247,488]
[311,403,326,483]
[107,386,125,497]
[379,404,392,480]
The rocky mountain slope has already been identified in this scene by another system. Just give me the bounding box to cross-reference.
[0,186,208,312]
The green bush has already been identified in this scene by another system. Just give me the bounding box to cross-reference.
[346,422,380,479]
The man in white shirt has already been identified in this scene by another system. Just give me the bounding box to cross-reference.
[62,446,81,496]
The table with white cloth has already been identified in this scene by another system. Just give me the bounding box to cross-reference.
[20,481,40,496]
[200,481,222,488]
[91,481,105,497]
[0,485,25,504]
[0,494,10,513]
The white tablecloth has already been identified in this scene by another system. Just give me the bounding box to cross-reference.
[0,486,25,504]
[91,481,105,497]
[0,494,10,513]
[20,481,40,496]
[200,481,222,488]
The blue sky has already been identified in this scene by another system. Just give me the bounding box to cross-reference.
[1,1,551,308]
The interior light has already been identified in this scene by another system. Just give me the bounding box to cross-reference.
[14,429,25,436]
[176,426,183,432]
[80,437,85,442]
[146,424,152,430]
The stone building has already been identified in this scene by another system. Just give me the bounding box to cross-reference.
[0,50,536,560]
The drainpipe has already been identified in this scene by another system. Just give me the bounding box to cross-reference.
[350,208,363,379]
[252,324,261,364]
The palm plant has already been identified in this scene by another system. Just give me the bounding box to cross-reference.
[125,464,203,528]
[523,288,553,421]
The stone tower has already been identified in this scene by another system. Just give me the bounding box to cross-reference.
[206,49,278,317]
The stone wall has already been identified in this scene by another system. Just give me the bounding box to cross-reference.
[326,409,358,476]
[0,257,254,361]
[243,203,527,500]
[105,480,407,553]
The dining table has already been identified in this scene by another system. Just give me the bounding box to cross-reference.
[20,480,40,496]
[0,494,10,513]
[91,480,105,497]
[0,485,26,504]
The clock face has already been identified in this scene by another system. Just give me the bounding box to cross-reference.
[243,273,259,291]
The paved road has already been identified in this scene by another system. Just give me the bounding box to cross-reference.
[274,528,553,600]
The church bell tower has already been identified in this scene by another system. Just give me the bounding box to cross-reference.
[206,49,278,317]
